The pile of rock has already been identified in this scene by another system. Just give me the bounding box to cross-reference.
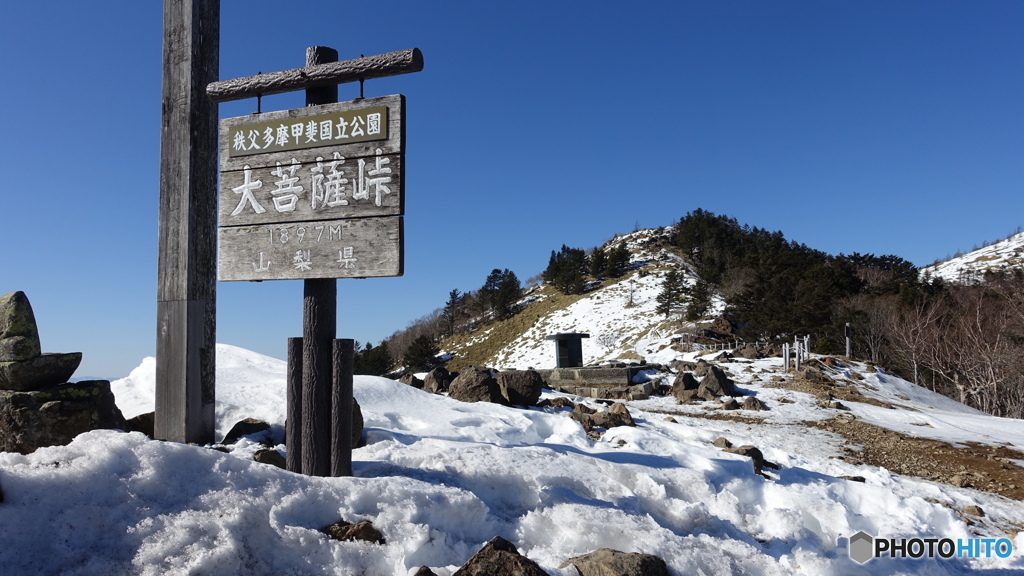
[668,362,770,412]
[0,291,126,454]
[398,366,546,408]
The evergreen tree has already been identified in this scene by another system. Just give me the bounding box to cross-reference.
[543,245,588,294]
[605,244,631,278]
[479,269,522,320]
[588,247,608,278]
[655,269,687,318]
[401,335,440,372]
[684,278,712,321]
[354,341,394,376]
[440,289,465,337]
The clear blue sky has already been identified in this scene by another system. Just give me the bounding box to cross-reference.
[1,1,1021,378]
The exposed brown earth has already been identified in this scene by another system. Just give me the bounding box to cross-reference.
[812,413,1024,502]
[648,400,1024,503]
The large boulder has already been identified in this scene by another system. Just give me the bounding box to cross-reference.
[398,373,424,389]
[560,548,670,576]
[423,367,454,394]
[222,417,271,444]
[692,359,712,378]
[591,402,636,429]
[698,366,737,397]
[669,372,699,404]
[0,354,83,392]
[0,291,82,391]
[448,367,507,405]
[453,536,548,576]
[351,398,364,448]
[671,371,699,391]
[735,344,760,360]
[0,380,127,454]
[742,396,769,411]
[496,370,544,407]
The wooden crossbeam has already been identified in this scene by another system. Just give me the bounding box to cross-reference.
[207,48,423,103]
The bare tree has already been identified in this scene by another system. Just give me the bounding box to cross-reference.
[886,296,941,387]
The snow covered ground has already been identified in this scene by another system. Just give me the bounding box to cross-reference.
[1,343,1023,574]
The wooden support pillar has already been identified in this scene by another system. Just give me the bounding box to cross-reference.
[300,46,339,477]
[155,0,219,443]
[286,337,303,472]
[331,339,354,477]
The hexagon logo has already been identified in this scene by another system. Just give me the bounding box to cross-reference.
[849,531,874,564]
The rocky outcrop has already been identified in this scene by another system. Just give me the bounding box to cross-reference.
[0,291,82,391]
[453,536,548,576]
[449,367,507,405]
[0,380,127,454]
[496,370,544,407]
[560,548,670,576]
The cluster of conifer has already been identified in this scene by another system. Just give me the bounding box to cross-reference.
[353,340,394,376]
[542,244,631,295]
[668,208,924,349]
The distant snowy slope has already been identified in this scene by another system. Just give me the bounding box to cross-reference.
[921,231,1024,283]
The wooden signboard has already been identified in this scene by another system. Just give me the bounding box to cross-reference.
[218,94,404,281]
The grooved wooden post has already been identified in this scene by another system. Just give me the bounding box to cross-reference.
[286,337,303,473]
[155,0,219,444]
[331,339,354,477]
[300,46,339,477]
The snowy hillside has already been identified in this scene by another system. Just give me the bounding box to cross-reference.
[1,342,1023,574]
[444,227,726,371]
[921,231,1024,283]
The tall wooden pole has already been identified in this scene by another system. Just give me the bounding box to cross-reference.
[300,46,339,477]
[155,0,219,443]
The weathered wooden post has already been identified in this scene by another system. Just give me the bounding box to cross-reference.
[301,46,339,478]
[155,0,219,443]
